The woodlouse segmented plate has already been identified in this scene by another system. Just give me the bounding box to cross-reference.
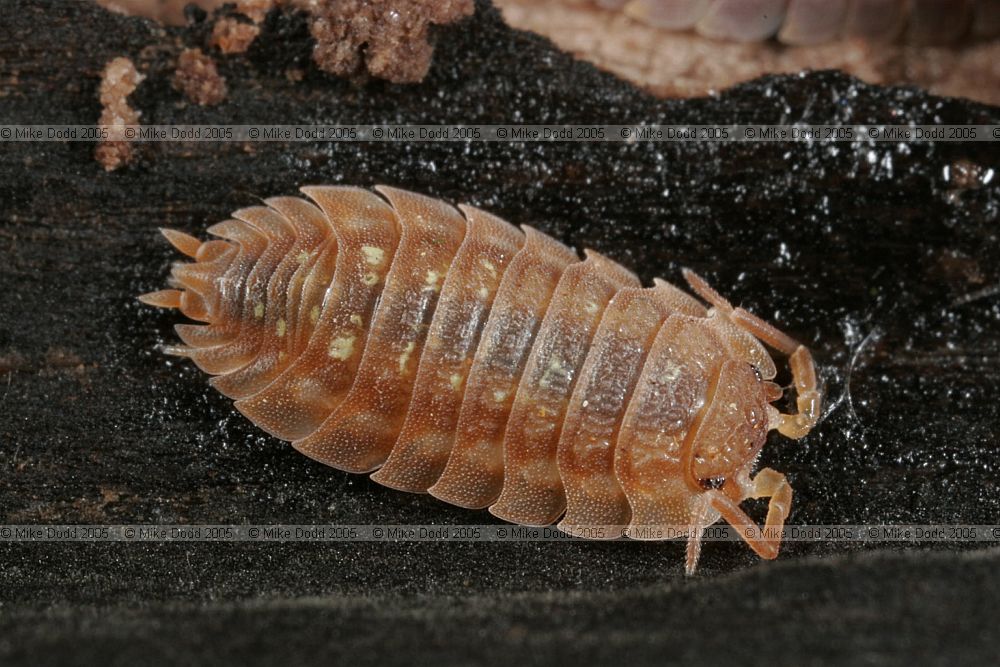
[139,185,822,573]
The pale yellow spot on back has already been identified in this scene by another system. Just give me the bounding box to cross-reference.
[584,301,599,314]
[310,305,320,324]
[350,314,363,326]
[481,259,497,278]
[659,361,682,384]
[539,356,568,389]
[328,335,356,360]
[297,250,311,264]
[424,269,442,292]
[362,272,380,286]
[398,341,416,374]
[477,286,489,299]
[254,302,264,319]
[276,319,287,337]
[449,373,464,391]
[493,389,508,403]
[361,245,385,267]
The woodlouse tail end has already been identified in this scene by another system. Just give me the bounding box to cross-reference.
[137,289,183,309]
[160,228,203,258]
[169,262,213,296]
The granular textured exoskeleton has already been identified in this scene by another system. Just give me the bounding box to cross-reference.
[139,185,822,574]
[609,0,999,45]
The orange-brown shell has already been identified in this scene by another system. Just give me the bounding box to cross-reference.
[141,186,790,545]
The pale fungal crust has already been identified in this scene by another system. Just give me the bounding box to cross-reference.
[172,48,227,106]
[303,0,476,83]
[140,185,823,575]
[94,56,145,172]
[96,0,474,83]
[210,17,261,54]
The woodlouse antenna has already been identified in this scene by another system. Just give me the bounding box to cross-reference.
[683,270,822,441]
[729,309,821,439]
[682,268,733,313]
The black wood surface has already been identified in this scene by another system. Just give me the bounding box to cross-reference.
[1,1,998,665]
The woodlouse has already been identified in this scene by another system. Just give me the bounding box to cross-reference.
[139,185,822,573]
[600,0,1000,45]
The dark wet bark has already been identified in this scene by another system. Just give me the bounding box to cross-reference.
[1,1,998,665]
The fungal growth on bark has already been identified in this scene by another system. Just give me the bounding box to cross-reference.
[305,0,475,83]
[95,56,145,172]
[97,0,475,83]
[210,17,261,55]
[172,48,228,106]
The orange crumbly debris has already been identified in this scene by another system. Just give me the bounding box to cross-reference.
[235,0,274,23]
[302,0,474,83]
[172,48,228,105]
[95,56,145,172]
[211,17,261,53]
[95,0,473,84]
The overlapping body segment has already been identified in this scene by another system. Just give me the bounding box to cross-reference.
[141,185,822,574]
[488,251,640,526]
[427,226,579,508]
[292,188,468,473]
[371,205,526,493]
[234,187,401,441]
[556,281,705,537]
[208,197,332,400]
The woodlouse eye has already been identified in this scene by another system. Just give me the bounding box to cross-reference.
[699,477,725,490]
[749,363,762,382]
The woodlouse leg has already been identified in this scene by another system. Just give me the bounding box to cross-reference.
[707,467,792,565]
[682,269,821,440]
[772,346,821,439]
[730,313,820,439]
[684,494,713,576]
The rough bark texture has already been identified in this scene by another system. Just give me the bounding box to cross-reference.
[1,1,998,665]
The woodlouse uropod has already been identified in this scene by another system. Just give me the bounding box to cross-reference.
[139,185,822,574]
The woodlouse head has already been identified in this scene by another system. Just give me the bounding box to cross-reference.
[688,359,770,483]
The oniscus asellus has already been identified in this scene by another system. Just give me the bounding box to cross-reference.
[594,0,999,45]
[139,185,822,574]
